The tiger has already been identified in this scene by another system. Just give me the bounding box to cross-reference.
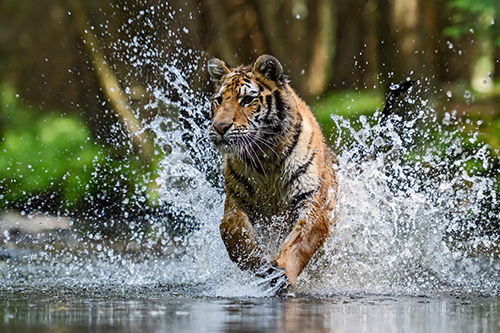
[207,54,339,292]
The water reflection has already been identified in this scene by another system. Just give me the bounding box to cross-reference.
[1,291,498,332]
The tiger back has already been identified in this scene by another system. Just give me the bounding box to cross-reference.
[208,54,339,291]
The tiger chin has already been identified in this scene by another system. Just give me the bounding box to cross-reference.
[208,54,339,294]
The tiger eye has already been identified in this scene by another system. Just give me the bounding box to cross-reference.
[213,96,222,107]
[241,96,254,106]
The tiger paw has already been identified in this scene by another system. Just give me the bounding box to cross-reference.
[256,264,291,296]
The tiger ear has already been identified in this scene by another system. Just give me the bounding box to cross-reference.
[208,58,230,82]
[253,54,284,84]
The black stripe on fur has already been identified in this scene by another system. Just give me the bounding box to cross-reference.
[227,161,255,196]
[290,188,317,215]
[285,151,316,189]
[273,90,287,121]
[264,95,274,121]
[280,113,303,165]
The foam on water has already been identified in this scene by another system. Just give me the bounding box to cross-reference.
[1,2,499,298]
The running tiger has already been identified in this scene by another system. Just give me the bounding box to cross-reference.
[208,55,338,292]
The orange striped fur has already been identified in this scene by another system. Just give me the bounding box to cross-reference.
[208,55,339,291]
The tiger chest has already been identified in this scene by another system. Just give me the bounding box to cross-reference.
[225,159,317,221]
[227,171,288,215]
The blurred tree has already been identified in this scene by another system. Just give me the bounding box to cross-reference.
[1,0,499,223]
[2,0,497,111]
[446,0,500,45]
[445,0,500,91]
[70,0,154,165]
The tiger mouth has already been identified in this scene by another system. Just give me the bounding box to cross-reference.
[211,131,256,157]
[211,132,236,153]
[210,131,230,145]
[213,139,240,157]
[214,138,231,148]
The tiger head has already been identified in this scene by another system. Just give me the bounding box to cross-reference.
[207,55,289,157]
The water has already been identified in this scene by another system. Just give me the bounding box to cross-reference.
[1,292,499,332]
[2,1,500,330]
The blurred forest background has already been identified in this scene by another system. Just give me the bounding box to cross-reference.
[0,0,499,231]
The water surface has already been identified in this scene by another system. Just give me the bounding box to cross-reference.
[2,289,499,332]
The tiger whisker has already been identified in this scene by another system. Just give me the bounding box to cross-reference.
[241,136,258,168]
[196,132,212,145]
[253,130,279,137]
[241,134,267,178]
[248,134,279,158]
[237,135,258,172]
[246,137,268,178]
[247,136,273,161]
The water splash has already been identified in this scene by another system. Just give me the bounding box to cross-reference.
[300,85,500,296]
[1,2,499,298]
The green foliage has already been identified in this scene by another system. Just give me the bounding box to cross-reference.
[311,89,384,141]
[312,89,384,119]
[445,0,500,45]
[0,84,155,213]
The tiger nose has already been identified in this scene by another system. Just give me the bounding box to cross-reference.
[213,123,232,136]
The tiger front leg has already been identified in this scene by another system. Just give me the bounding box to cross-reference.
[220,209,267,272]
[220,207,290,293]
[276,214,330,286]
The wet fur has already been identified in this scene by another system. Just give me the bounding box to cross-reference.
[208,55,339,290]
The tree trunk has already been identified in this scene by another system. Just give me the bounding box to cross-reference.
[304,0,336,96]
[71,0,155,166]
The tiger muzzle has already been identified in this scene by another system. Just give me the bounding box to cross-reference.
[213,123,232,136]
